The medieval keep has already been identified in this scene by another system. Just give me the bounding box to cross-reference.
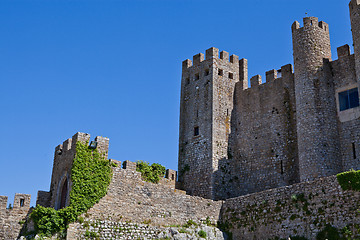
[178,0,360,200]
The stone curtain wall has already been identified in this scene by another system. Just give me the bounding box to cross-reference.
[80,161,223,227]
[0,194,31,240]
[221,175,360,239]
[221,64,298,198]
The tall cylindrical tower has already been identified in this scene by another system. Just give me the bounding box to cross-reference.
[292,17,341,182]
[350,0,360,82]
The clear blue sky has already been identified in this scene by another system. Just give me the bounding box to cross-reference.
[0,0,354,207]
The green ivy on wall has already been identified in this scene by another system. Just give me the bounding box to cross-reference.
[136,160,166,183]
[30,141,112,237]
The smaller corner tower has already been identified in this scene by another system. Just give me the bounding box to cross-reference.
[178,47,239,199]
[292,17,341,182]
[48,132,109,210]
[350,0,360,83]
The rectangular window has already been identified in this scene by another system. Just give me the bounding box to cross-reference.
[205,69,210,76]
[218,69,223,76]
[339,88,360,111]
[194,126,199,136]
[20,199,24,207]
[195,73,200,80]
[229,72,234,79]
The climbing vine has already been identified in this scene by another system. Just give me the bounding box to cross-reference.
[30,141,112,237]
[136,160,166,183]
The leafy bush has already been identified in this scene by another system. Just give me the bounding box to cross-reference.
[31,141,112,236]
[198,230,207,238]
[337,169,360,191]
[136,160,166,183]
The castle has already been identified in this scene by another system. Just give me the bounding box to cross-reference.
[178,0,360,200]
[1,0,360,239]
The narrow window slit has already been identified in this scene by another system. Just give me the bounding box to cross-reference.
[280,160,284,175]
[353,142,357,159]
[194,126,199,136]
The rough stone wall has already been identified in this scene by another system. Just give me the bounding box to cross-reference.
[68,220,226,240]
[292,17,342,182]
[220,175,360,239]
[350,0,360,82]
[178,47,239,200]
[47,132,109,210]
[219,64,298,198]
[0,194,31,240]
[67,221,162,240]
[81,161,223,228]
[331,48,360,172]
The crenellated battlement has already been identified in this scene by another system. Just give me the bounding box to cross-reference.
[239,64,293,91]
[337,44,351,58]
[182,47,239,69]
[0,193,31,210]
[112,159,177,182]
[292,17,329,33]
[54,132,109,160]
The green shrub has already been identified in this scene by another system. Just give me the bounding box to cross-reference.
[183,219,197,228]
[198,230,207,238]
[136,160,166,183]
[337,169,360,191]
[31,141,112,236]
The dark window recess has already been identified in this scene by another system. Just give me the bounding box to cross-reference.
[353,143,357,159]
[89,141,98,149]
[339,88,360,111]
[171,174,175,180]
[20,199,24,207]
[205,69,210,76]
[186,77,190,85]
[218,69,224,76]
[195,73,200,80]
[194,127,199,136]
[229,72,234,79]
[280,160,284,175]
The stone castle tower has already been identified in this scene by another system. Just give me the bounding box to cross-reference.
[292,17,342,181]
[179,0,360,200]
[178,48,240,199]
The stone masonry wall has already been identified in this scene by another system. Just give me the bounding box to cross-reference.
[220,64,298,198]
[78,160,223,228]
[0,194,31,240]
[221,175,360,239]
[67,220,226,240]
[331,49,360,172]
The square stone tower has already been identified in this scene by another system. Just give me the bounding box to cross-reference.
[178,47,240,199]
